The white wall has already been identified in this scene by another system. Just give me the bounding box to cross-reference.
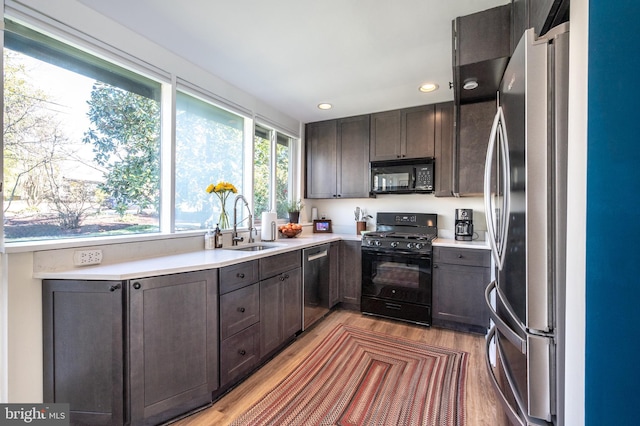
[304,195,486,239]
[6,253,42,402]
[564,0,587,424]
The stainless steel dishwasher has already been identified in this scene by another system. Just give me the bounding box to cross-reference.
[302,244,330,330]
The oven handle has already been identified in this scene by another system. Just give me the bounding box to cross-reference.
[485,327,526,426]
[361,248,432,260]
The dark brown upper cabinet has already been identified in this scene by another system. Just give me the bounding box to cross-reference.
[434,102,454,197]
[434,100,497,197]
[455,100,497,196]
[370,104,435,161]
[452,4,511,104]
[305,115,370,199]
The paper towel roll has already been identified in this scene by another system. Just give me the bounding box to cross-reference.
[261,211,278,241]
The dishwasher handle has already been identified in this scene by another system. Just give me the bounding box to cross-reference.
[307,250,328,262]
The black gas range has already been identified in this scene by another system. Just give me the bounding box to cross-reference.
[361,213,437,326]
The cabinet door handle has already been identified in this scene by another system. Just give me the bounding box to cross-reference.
[433,264,439,268]
[133,282,141,290]
[458,254,463,258]
[237,273,245,278]
[237,307,245,313]
[238,349,246,356]
[109,284,121,292]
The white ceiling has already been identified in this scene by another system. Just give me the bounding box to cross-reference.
[77,0,508,123]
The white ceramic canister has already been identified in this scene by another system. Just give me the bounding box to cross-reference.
[261,211,278,241]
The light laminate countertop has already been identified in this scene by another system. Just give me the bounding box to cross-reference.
[33,234,352,281]
[33,233,489,281]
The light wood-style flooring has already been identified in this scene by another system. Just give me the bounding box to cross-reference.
[172,309,506,426]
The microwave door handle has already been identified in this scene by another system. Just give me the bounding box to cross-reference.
[484,107,502,269]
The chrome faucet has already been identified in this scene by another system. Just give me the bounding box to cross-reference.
[232,194,255,245]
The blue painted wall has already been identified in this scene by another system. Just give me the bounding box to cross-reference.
[587,1,640,424]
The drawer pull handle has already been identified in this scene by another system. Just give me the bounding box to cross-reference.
[237,273,245,278]
[109,284,121,292]
[133,282,141,290]
[458,254,463,258]
[238,349,246,356]
[237,307,245,313]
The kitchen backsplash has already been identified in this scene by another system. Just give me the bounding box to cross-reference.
[305,194,486,239]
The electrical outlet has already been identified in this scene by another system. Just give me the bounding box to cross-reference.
[73,249,103,266]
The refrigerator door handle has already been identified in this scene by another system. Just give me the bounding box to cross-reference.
[484,109,500,268]
[485,280,527,353]
[484,106,511,270]
[485,327,526,426]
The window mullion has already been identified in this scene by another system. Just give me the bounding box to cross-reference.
[270,129,278,214]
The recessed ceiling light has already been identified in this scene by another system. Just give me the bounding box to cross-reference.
[318,103,333,110]
[419,83,439,93]
[463,79,479,90]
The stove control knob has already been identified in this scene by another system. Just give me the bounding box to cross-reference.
[407,242,415,249]
[415,243,423,250]
[372,240,381,246]
[390,241,398,248]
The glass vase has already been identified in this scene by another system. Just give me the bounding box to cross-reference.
[218,210,230,229]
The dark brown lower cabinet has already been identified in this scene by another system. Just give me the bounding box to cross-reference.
[339,240,362,310]
[129,270,219,425]
[432,247,491,334]
[260,267,302,358]
[218,266,261,391]
[43,279,124,426]
[219,323,260,387]
[329,241,340,307]
[43,269,219,426]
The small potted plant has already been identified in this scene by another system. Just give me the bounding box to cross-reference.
[286,199,304,224]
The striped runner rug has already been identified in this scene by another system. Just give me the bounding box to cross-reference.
[231,324,468,426]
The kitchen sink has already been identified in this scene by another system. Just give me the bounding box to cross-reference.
[222,243,284,252]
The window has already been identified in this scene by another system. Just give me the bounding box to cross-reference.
[174,91,245,231]
[253,124,297,221]
[1,19,300,245]
[3,21,162,242]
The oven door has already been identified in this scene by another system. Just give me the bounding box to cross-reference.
[361,248,432,325]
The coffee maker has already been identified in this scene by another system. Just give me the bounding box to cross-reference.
[454,209,473,241]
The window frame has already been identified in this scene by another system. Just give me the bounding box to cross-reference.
[0,15,301,251]
[253,122,301,224]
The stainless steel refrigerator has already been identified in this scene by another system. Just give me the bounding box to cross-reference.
[483,23,569,426]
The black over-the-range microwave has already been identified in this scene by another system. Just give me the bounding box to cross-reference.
[369,158,434,196]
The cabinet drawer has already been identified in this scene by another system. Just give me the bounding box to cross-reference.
[433,247,490,267]
[260,250,301,279]
[220,283,259,340]
[220,260,259,294]
[220,323,260,387]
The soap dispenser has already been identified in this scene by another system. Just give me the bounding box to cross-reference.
[214,224,223,248]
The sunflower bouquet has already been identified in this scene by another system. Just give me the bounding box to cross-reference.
[206,181,238,229]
